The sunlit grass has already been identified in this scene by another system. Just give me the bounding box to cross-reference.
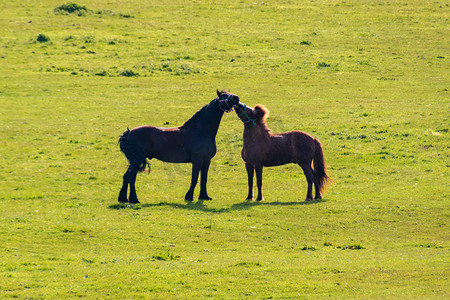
[0,0,448,298]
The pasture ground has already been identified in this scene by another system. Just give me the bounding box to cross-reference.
[1,0,449,298]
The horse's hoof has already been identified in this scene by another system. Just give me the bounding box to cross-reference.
[246,198,253,201]
[185,198,194,202]
[199,196,212,201]
[256,198,264,202]
[314,195,323,200]
[118,198,128,203]
[305,197,313,201]
[128,196,140,203]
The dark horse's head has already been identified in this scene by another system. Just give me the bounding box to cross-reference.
[216,90,240,112]
[234,102,269,126]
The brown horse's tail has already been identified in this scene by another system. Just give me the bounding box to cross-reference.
[313,139,332,194]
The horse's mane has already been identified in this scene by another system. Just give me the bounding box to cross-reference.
[254,104,269,124]
[180,98,218,128]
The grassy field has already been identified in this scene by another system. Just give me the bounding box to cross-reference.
[1,0,449,298]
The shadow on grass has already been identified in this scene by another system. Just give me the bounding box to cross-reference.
[142,200,230,213]
[230,198,324,210]
[108,198,324,213]
[108,200,229,213]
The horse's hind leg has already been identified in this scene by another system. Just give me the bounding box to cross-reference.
[118,167,140,203]
[314,179,322,200]
[118,170,130,203]
[128,168,140,203]
[255,165,264,201]
[299,163,314,201]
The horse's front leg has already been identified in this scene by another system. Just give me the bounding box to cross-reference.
[199,160,212,200]
[245,162,254,200]
[255,165,264,201]
[185,161,201,202]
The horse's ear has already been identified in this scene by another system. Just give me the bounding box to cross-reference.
[217,89,221,97]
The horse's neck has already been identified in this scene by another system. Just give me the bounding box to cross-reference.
[182,102,224,136]
[243,124,270,142]
[204,110,224,136]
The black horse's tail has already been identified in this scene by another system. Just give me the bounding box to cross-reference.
[313,139,332,194]
[119,128,149,173]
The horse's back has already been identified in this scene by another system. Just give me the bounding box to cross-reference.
[126,125,167,148]
[288,130,316,163]
[265,130,315,165]
[125,125,192,163]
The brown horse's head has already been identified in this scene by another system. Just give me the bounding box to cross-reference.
[217,90,240,112]
[234,102,269,125]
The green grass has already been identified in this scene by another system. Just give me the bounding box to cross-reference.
[1,0,448,298]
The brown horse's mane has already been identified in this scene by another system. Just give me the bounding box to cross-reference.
[254,104,269,122]
[254,104,271,132]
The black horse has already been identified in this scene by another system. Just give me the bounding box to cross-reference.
[118,90,240,203]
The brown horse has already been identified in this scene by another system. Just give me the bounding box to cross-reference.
[234,102,331,201]
[118,90,240,203]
